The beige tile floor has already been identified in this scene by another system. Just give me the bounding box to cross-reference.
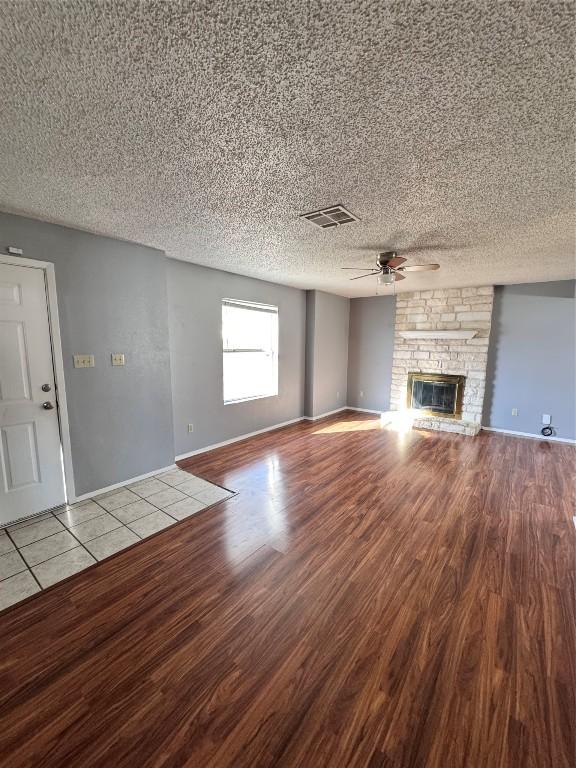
[0,469,234,611]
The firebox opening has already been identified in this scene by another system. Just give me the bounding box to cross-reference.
[406,373,465,419]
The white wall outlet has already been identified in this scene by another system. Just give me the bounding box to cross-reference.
[542,414,551,425]
[73,354,95,368]
[6,246,23,255]
[188,423,194,433]
[511,408,518,416]
[111,353,125,366]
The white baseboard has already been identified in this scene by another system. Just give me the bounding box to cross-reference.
[71,417,573,505]
[346,406,385,415]
[70,463,178,504]
[302,407,348,422]
[71,411,347,501]
[175,417,305,461]
[482,427,576,445]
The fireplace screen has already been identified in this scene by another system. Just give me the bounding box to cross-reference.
[407,373,464,418]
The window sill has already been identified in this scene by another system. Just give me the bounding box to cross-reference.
[224,393,278,406]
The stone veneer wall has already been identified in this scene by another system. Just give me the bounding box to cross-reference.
[390,286,494,424]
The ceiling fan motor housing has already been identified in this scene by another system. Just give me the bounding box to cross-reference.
[377,251,397,268]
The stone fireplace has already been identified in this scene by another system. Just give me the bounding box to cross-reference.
[389,286,494,435]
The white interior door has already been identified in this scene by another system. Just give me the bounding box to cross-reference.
[0,262,65,524]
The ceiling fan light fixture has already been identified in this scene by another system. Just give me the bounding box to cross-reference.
[377,270,395,285]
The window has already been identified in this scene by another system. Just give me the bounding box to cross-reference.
[222,299,278,404]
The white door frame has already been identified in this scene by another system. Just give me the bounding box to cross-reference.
[0,253,76,503]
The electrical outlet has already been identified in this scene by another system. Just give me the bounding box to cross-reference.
[542,414,551,425]
[111,353,125,366]
[337,391,340,399]
[511,408,518,416]
[73,354,95,368]
[188,423,194,433]
[360,390,364,398]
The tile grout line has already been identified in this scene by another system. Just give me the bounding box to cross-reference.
[14,525,76,551]
[24,538,84,570]
[0,564,30,583]
[3,527,43,591]
[8,504,130,574]
[61,484,185,547]
[61,516,104,566]
[0,547,30,583]
[27,566,43,592]
[49,496,155,558]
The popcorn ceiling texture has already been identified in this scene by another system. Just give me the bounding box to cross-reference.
[0,1,574,297]
[390,286,494,431]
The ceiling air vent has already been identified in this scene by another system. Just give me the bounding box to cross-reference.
[300,205,359,229]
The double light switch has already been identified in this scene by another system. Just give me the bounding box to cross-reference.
[73,354,126,368]
[73,354,95,368]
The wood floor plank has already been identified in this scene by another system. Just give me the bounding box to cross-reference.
[0,412,574,767]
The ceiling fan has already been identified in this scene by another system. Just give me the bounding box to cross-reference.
[342,251,440,284]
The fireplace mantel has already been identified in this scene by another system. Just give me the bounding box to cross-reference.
[399,330,478,340]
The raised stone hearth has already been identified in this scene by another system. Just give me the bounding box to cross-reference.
[390,286,494,435]
[412,416,481,436]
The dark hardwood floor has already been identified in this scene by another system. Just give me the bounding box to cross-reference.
[0,411,574,767]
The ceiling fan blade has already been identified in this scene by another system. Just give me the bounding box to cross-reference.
[341,267,377,271]
[387,256,406,268]
[350,272,380,280]
[396,264,440,272]
[393,272,406,281]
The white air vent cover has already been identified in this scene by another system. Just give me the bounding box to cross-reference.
[300,205,359,229]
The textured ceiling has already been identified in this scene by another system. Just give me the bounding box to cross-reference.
[0,1,574,297]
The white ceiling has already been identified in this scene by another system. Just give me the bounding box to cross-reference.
[0,1,574,297]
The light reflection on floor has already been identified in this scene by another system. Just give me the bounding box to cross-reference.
[223,412,432,568]
[312,410,426,436]
[224,452,289,566]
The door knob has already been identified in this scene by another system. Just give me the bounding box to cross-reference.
[41,383,52,392]
[42,401,54,410]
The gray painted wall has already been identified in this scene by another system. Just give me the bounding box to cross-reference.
[347,295,396,412]
[0,212,175,495]
[484,281,576,439]
[168,260,306,456]
[304,291,316,417]
[304,290,350,418]
[5,207,572,506]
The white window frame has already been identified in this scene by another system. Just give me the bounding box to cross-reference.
[222,298,279,405]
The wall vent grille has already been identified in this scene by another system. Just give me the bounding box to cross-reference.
[300,205,359,229]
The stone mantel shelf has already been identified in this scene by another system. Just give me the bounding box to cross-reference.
[399,330,478,340]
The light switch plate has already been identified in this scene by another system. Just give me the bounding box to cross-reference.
[73,354,95,368]
[542,414,551,425]
[111,353,125,366]
[511,408,518,416]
